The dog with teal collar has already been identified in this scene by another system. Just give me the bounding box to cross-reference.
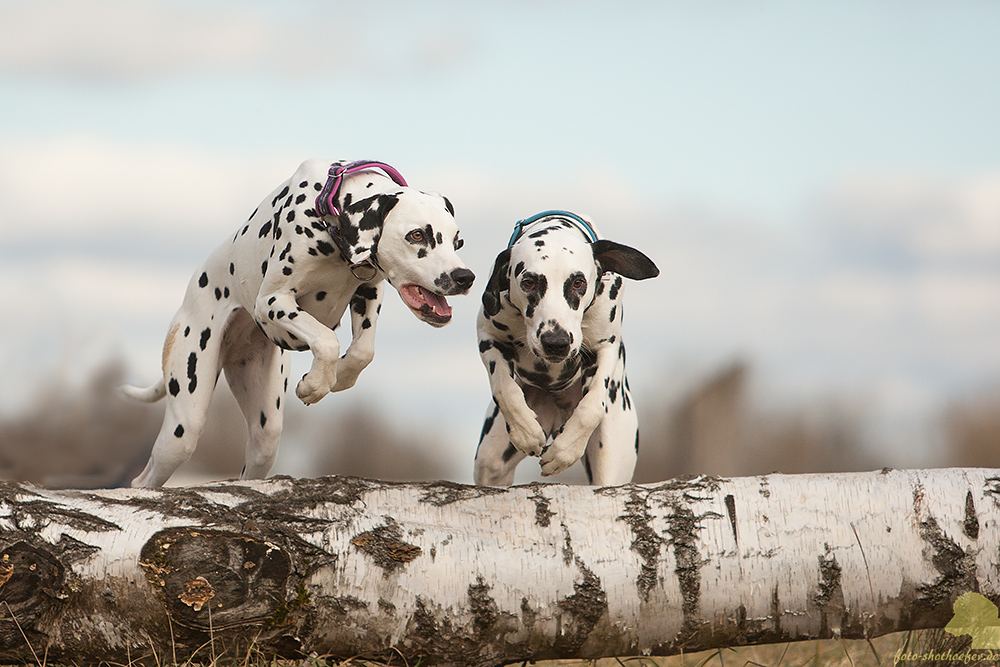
[475,210,659,485]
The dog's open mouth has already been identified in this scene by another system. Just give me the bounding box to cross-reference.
[400,284,453,326]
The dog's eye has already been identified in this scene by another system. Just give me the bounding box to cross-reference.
[406,230,424,243]
[572,277,587,291]
[520,277,537,292]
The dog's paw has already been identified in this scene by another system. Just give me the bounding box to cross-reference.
[296,364,338,405]
[507,414,546,457]
[539,431,587,477]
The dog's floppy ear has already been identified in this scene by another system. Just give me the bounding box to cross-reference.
[482,247,512,317]
[591,239,659,280]
[329,193,399,266]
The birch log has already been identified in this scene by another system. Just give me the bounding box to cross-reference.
[0,468,998,665]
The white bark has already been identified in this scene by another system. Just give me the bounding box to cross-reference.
[0,468,997,665]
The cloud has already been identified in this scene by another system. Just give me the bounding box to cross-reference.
[0,1,291,81]
[0,0,477,83]
[0,134,296,243]
[816,172,1000,266]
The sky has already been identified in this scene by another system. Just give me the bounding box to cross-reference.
[1,0,999,481]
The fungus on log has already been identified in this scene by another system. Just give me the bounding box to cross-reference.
[0,468,997,665]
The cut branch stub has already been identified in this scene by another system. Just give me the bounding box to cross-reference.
[138,528,292,631]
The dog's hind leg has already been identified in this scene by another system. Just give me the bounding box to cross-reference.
[220,309,289,479]
[473,400,527,486]
[582,375,639,486]
[131,299,229,488]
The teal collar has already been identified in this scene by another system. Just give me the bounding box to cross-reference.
[507,210,598,248]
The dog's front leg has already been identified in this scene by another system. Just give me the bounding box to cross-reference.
[254,290,340,405]
[540,341,619,476]
[330,283,383,393]
[480,339,546,456]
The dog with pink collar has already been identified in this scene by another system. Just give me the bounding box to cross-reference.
[123,159,474,487]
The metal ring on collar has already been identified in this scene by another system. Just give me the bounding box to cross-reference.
[350,263,379,282]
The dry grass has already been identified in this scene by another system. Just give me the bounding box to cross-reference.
[3,628,994,667]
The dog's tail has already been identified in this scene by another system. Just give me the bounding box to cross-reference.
[120,380,167,403]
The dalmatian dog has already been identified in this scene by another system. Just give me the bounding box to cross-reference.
[474,210,658,486]
[122,159,474,487]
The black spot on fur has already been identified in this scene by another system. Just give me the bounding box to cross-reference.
[282,266,293,276]
[271,185,289,207]
[563,271,586,310]
[199,328,211,351]
[491,340,520,364]
[356,284,379,301]
[315,291,327,301]
[260,411,267,428]
[174,424,184,438]
[609,305,617,322]
[609,276,622,300]
[521,272,547,319]
[287,209,296,222]
[187,353,198,393]
[229,263,235,275]
[502,443,518,463]
[261,260,268,276]
[315,240,335,256]
[214,287,222,300]
[198,272,208,288]
[258,221,272,238]
[168,378,180,396]
[479,402,500,445]
[295,193,306,204]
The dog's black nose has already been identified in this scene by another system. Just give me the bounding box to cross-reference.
[540,329,572,358]
[450,267,476,291]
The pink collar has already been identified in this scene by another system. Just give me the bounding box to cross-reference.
[315,160,408,218]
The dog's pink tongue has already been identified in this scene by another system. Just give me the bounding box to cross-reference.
[424,291,452,317]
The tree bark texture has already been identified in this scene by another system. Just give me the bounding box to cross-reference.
[0,468,998,665]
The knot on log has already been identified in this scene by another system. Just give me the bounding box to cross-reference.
[0,542,64,611]
[139,528,292,631]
